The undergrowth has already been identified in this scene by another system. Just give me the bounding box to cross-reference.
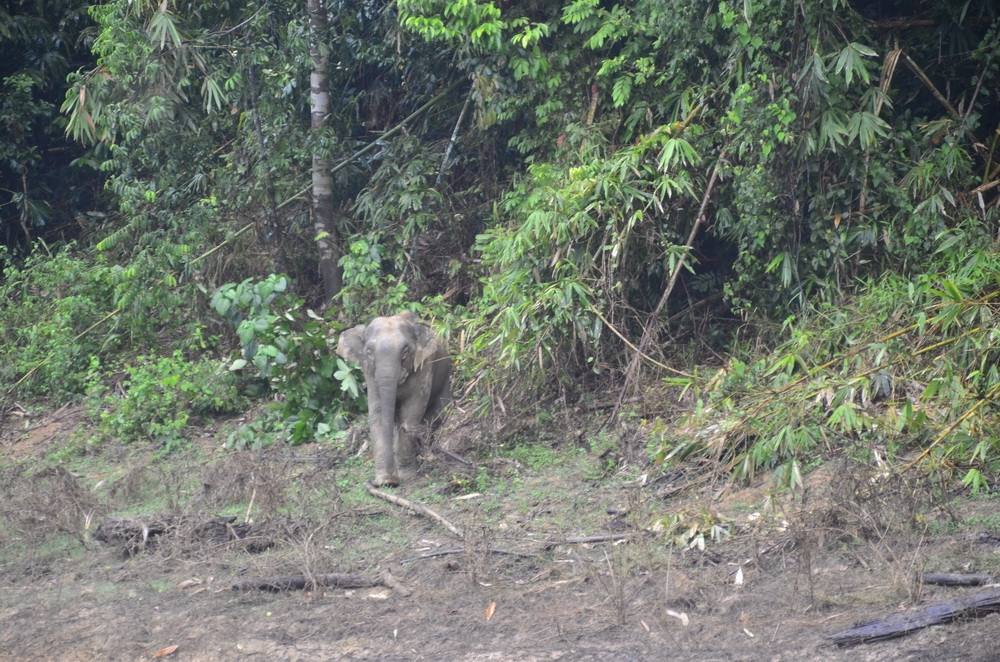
[656,247,1000,491]
[91,352,243,451]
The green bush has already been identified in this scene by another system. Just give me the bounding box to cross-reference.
[657,247,1000,491]
[211,274,364,444]
[0,246,118,399]
[98,351,243,451]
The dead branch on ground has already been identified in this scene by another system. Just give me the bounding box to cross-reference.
[400,546,538,565]
[544,532,639,549]
[232,572,380,592]
[922,572,995,587]
[828,587,1000,645]
[365,481,464,537]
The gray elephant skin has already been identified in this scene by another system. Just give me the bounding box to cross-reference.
[336,312,451,486]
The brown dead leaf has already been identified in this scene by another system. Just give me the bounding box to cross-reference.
[153,645,178,658]
[484,601,496,621]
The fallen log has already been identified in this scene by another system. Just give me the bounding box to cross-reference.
[828,587,1000,645]
[923,572,995,587]
[400,546,539,565]
[232,568,412,596]
[232,572,380,592]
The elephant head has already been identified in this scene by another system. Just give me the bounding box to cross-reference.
[337,312,450,486]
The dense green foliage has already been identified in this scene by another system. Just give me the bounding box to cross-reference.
[1,0,103,249]
[91,351,243,451]
[210,274,364,444]
[1,0,998,487]
[0,247,118,398]
[659,246,1000,490]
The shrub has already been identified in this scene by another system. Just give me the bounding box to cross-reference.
[656,247,1000,492]
[98,351,243,451]
[0,246,118,400]
[211,274,364,444]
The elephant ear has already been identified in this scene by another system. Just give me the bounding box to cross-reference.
[412,322,439,373]
[336,324,367,365]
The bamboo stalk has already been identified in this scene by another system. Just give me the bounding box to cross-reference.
[589,306,692,378]
[901,53,960,119]
[904,381,1000,471]
[614,149,727,412]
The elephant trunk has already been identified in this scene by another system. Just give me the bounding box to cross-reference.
[372,363,400,484]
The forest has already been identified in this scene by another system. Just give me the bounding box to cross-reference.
[1,0,999,658]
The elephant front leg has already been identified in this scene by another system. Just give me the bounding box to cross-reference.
[396,396,430,481]
[374,440,399,486]
[369,408,398,487]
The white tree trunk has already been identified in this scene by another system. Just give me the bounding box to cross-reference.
[307,0,342,299]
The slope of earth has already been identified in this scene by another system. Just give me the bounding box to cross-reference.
[1,407,999,661]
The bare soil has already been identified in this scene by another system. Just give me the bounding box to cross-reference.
[2,408,1000,661]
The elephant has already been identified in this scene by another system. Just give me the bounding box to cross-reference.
[336,312,451,486]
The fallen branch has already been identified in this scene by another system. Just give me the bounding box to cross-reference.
[828,587,1000,645]
[544,532,636,550]
[365,481,465,538]
[432,446,475,467]
[923,572,995,587]
[232,572,380,592]
[400,547,538,565]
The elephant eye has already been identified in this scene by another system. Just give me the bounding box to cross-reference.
[401,346,411,360]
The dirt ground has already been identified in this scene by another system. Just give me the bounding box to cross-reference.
[2,407,1000,661]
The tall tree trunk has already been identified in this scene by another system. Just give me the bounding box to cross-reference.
[307,0,342,299]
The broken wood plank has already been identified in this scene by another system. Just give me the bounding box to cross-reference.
[828,587,1000,645]
[923,572,995,587]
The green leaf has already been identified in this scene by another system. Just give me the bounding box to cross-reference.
[148,10,183,50]
[611,76,632,107]
[833,42,875,86]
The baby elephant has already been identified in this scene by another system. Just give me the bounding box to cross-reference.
[337,312,451,486]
